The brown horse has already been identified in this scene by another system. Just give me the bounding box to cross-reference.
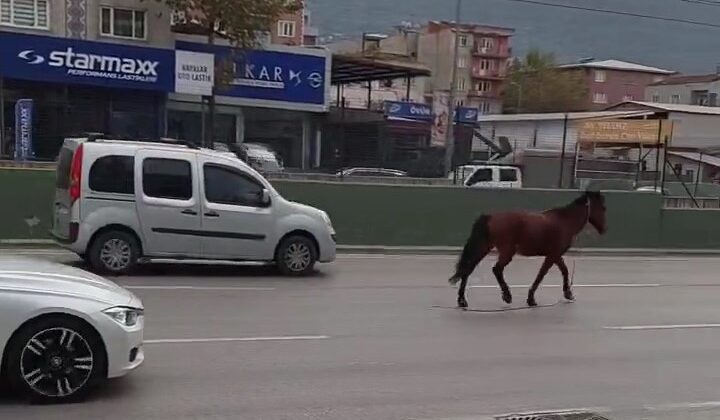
[449,191,607,308]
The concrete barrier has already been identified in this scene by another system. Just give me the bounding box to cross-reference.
[0,168,717,250]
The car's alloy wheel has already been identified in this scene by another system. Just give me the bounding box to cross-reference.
[6,316,106,403]
[277,236,317,276]
[99,238,132,272]
[20,327,94,398]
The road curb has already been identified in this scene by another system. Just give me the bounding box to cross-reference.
[1,240,720,256]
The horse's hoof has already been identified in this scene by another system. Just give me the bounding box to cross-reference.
[564,290,575,301]
[502,292,512,304]
[458,298,468,309]
[527,298,538,307]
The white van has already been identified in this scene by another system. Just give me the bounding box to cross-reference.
[51,135,336,276]
[462,165,523,189]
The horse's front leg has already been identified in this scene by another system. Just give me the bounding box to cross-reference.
[527,257,554,307]
[492,250,514,304]
[556,257,574,301]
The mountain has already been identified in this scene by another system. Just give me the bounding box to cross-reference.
[309,0,720,73]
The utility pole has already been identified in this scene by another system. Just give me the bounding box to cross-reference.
[443,0,462,175]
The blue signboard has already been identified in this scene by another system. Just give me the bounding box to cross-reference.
[0,31,175,92]
[176,41,329,110]
[14,99,34,161]
[384,101,433,121]
[384,101,479,124]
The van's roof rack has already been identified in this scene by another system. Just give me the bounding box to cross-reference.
[83,133,199,149]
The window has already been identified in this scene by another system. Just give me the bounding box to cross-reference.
[89,156,135,194]
[204,164,265,207]
[100,7,146,39]
[458,35,468,47]
[479,38,494,49]
[594,70,606,83]
[143,158,192,200]
[479,59,492,71]
[55,148,73,190]
[480,102,491,114]
[652,94,660,103]
[456,78,466,91]
[466,168,493,186]
[455,99,465,107]
[500,169,518,182]
[1,0,49,28]
[457,56,467,69]
[476,81,491,92]
[671,94,680,104]
[277,20,296,38]
[593,92,608,104]
[623,94,634,101]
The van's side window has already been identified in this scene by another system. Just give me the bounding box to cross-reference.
[466,168,493,186]
[89,156,135,194]
[204,164,264,207]
[500,169,518,182]
[143,158,192,200]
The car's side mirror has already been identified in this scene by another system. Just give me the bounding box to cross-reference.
[260,188,271,206]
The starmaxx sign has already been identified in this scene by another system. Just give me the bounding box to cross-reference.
[176,41,331,112]
[0,31,175,91]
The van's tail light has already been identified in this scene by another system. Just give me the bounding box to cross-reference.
[69,144,83,204]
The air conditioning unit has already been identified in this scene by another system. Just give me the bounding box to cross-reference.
[480,47,489,54]
[170,10,187,26]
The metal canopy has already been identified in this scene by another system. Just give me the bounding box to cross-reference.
[332,54,431,84]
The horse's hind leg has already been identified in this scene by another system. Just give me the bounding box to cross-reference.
[527,257,553,307]
[556,257,574,301]
[492,249,514,304]
[457,247,490,308]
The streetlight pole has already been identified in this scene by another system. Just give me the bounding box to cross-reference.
[511,81,523,113]
[443,0,462,175]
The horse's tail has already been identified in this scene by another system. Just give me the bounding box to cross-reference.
[449,215,491,285]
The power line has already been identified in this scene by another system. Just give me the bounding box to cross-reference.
[502,0,720,29]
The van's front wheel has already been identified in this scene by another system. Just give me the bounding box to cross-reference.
[276,235,317,276]
[88,231,139,275]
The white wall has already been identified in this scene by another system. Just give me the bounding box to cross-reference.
[669,113,720,149]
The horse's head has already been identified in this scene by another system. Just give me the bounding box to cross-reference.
[585,191,607,235]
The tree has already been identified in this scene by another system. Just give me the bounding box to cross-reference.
[153,0,299,146]
[502,49,588,114]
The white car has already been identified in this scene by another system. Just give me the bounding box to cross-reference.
[51,135,336,276]
[0,257,144,402]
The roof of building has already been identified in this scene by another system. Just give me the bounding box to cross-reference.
[558,59,676,75]
[649,73,720,86]
[476,110,654,123]
[428,21,515,36]
[607,101,720,116]
[331,52,431,84]
[669,151,720,168]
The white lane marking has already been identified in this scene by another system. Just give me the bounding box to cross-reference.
[494,407,611,417]
[144,335,330,344]
[645,400,720,411]
[470,283,660,289]
[604,324,720,331]
[337,254,720,262]
[123,285,275,291]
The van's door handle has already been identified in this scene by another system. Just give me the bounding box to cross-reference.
[204,211,220,218]
[181,209,198,215]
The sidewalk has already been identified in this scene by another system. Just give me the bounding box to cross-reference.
[3,240,720,256]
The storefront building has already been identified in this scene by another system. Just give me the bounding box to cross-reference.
[168,41,331,169]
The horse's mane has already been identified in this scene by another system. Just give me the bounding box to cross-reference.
[544,193,591,216]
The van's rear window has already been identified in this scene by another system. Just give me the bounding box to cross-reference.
[56,148,73,189]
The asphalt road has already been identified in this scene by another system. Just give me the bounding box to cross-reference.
[2,251,720,419]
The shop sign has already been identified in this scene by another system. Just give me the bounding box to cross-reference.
[0,31,175,91]
[578,119,671,144]
[385,101,479,125]
[14,99,34,161]
[175,50,214,96]
[176,41,331,112]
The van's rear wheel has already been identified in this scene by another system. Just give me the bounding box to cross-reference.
[276,235,317,276]
[88,231,139,275]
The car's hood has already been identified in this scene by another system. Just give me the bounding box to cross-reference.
[0,257,137,306]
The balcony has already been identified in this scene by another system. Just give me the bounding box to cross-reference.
[472,46,511,59]
[471,67,505,80]
[468,90,499,99]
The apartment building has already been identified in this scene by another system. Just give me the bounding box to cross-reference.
[0,0,330,168]
[559,59,676,110]
[330,21,514,115]
[645,73,720,106]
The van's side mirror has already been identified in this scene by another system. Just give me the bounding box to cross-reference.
[260,188,271,206]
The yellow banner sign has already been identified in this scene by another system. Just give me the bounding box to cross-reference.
[578,119,670,144]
